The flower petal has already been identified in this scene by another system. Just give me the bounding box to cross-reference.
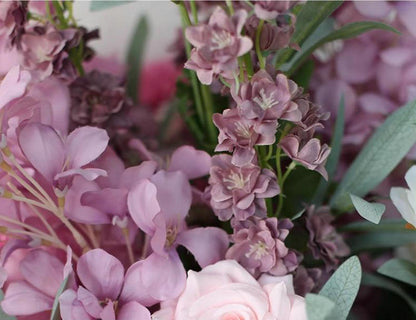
[168,146,211,179]
[118,302,151,320]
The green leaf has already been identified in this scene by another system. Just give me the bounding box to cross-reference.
[350,194,385,224]
[362,273,416,314]
[378,258,416,287]
[347,231,416,252]
[50,276,69,320]
[126,16,148,103]
[90,1,132,12]
[312,95,345,205]
[320,256,362,320]
[331,99,416,212]
[0,291,15,320]
[340,219,407,233]
[306,293,335,320]
[275,1,342,68]
[283,21,399,75]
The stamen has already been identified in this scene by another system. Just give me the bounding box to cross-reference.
[253,88,279,110]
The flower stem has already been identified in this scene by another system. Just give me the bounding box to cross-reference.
[200,84,218,144]
[122,227,135,265]
[255,20,265,69]
[276,161,297,216]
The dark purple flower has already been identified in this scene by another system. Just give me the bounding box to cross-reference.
[208,154,280,221]
[293,266,322,296]
[226,216,299,278]
[213,108,277,166]
[254,0,291,20]
[305,206,350,271]
[184,6,253,84]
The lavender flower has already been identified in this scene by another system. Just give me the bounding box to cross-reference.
[226,216,298,278]
[254,0,291,20]
[305,206,350,271]
[184,6,253,85]
[213,108,277,166]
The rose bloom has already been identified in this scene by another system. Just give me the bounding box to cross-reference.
[152,260,306,320]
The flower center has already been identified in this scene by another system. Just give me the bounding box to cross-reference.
[253,88,279,110]
[234,121,251,138]
[211,30,233,50]
[165,226,178,248]
[223,171,248,190]
[246,241,269,260]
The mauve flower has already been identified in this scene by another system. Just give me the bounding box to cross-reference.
[123,170,229,306]
[59,249,151,320]
[18,123,109,189]
[293,266,322,296]
[152,260,306,320]
[208,154,280,221]
[226,216,298,278]
[232,70,297,122]
[254,0,291,20]
[184,6,252,84]
[0,1,27,44]
[305,206,350,270]
[280,134,330,180]
[0,65,30,110]
[2,248,72,316]
[213,107,277,166]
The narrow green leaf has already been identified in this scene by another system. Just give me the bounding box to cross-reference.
[348,231,416,252]
[350,194,385,224]
[284,21,399,75]
[362,273,416,314]
[126,16,148,103]
[50,276,69,320]
[275,1,342,68]
[331,99,416,212]
[312,95,345,205]
[0,291,15,320]
[378,258,416,286]
[340,219,407,233]
[90,1,132,12]
[320,256,362,320]
[306,293,335,320]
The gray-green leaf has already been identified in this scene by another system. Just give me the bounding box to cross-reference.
[50,276,69,320]
[378,258,416,286]
[0,291,15,320]
[331,99,416,212]
[306,293,335,320]
[350,194,385,224]
[320,256,362,320]
[90,1,132,12]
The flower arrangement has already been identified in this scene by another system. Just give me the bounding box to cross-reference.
[0,1,415,320]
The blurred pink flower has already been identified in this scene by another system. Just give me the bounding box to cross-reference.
[254,0,291,20]
[152,259,306,320]
[184,6,252,84]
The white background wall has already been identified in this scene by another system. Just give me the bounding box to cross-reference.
[73,1,182,62]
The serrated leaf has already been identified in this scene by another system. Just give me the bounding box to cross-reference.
[275,1,342,68]
[0,291,15,320]
[320,256,362,320]
[378,258,416,286]
[331,99,416,212]
[313,95,345,205]
[283,21,399,75]
[50,275,69,320]
[350,194,385,224]
[362,273,416,314]
[90,1,132,12]
[126,16,148,103]
[306,293,335,320]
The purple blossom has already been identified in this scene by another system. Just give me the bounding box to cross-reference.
[184,6,252,84]
[226,216,299,278]
[254,0,291,20]
[305,206,350,271]
[208,154,280,221]
[293,266,323,296]
[213,107,277,166]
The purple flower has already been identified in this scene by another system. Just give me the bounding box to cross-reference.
[213,107,277,166]
[305,206,350,271]
[254,0,291,20]
[0,1,27,44]
[293,266,323,296]
[184,6,252,84]
[226,216,299,278]
[208,154,280,221]
[124,170,229,306]
[280,134,330,180]
[232,70,296,122]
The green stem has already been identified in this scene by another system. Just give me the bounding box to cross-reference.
[243,53,254,77]
[190,0,198,24]
[276,161,296,216]
[226,0,235,15]
[201,84,217,144]
[255,20,265,69]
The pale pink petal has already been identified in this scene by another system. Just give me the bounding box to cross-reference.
[77,287,102,318]
[77,249,124,300]
[176,227,229,268]
[100,301,116,320]
[397,2,416,37]
[59,289,94,320]
[81,188,127,216]
[18,122,65,182]
[66,126,109,168]
[354,1,392,19]
[55,168,107,182]
[120,161,158,190]
[168,146,211,179]
[118,302,151,320]
[0,65,31,109]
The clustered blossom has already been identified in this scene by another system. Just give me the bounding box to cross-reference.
[226,216,299,278]
[184,6,253,84]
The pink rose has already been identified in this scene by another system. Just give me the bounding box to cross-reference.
[152,260,306,320]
